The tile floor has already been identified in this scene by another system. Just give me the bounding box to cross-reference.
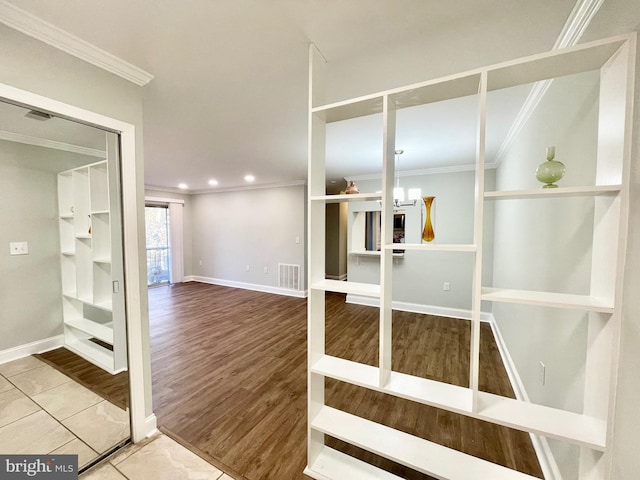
[2,356,235,480]
[0,355,130,468]
[81,433,235,480]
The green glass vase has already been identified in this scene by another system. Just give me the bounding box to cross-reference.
[535,146,565,188]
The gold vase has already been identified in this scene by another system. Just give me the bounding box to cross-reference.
[422,196,435,242]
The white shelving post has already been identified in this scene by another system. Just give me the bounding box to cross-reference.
[307,43,328,469]
[379,95,396,387]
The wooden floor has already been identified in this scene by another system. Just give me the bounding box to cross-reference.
[147,282,543,480]
[37,347,129,411]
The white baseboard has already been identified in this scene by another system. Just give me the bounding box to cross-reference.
[144,414,158,438]
[0,335,64,365]
[345,295,493,322]
[488,315,561,480]
[185,275,308,298]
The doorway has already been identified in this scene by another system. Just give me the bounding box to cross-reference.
[145,205,171,286]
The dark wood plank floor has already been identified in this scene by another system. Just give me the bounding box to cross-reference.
[147,282,543,480]
[37,347,129,410]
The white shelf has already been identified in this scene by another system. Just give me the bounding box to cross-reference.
[349,250,404,257]
[62,293,112,312]
[65,339,114,374]
[65,318,113,344]
[311,406,541,480]
[304,446,403,480]
[91,209,110,215]
[59,214,74,219]
[484,185,621,200]
[384,243,477,252]
[481,287,613,313]
[311,279,380,297]
[93,257,111,264]
[312,95,384,123]
[311,193,382,203]
[312,355,473,415]
[61,251,75,256]
[476,392,606,451]
[76,234,92,239]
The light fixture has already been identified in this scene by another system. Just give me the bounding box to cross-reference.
[178,183,188,190]
[393,149,421,207]
[208,179,219,186]
[244,174,255,182]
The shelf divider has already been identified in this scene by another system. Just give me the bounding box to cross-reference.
[311,279,380,298]
[481,287,613,313]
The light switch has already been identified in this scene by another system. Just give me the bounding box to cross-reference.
[9,241,29,255]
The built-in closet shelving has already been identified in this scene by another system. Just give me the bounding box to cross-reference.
[306,34,634,479]
[57,158,127,374]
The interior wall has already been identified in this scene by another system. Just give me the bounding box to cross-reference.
[346,169,494,311]
[325,202,347,280]
[491,69,600,479]
[190,185,306,291]
[0,25,153,419]
[144,188,193,278]
[0,141,96,351]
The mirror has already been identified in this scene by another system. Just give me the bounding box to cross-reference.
[0,100,130,470]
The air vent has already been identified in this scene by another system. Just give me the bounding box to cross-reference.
[278,263,300,290]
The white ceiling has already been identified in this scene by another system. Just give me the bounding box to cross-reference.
[1,0,585,192]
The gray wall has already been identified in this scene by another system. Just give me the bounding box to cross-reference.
[0,141,97,351]
[347,169,495,311]
[190,185,306,290]
[0,25,153,417]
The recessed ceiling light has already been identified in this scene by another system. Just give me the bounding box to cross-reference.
[178,183,188,190]
[244,174,255,182]
[208,179,218,186]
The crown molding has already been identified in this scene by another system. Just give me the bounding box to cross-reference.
[146,180,306,195]
[0,130,106,158]
[493,0,604,167]
[0,0,154,86]
[345,163,497,183]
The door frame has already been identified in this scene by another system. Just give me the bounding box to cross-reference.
[0,82,155,442]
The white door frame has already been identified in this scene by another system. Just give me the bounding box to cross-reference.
[0,81,155,442]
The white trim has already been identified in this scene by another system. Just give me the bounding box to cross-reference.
[488,314,562,480]
[0,81,155,443]
[0,335,64,364]
[493,0,604,167]
[554,0,605,49]
[186,275,308,298]
[345,294,493,322]
[0,0,154,86]
[345,163,493,183]
[190,179,306,195]
[143,414,158,438]
[0,130,106,158]
[144,195,185,205]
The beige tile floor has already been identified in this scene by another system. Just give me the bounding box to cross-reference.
[81,433,235,480]
[2,356,235,479]
[0,355,130,468]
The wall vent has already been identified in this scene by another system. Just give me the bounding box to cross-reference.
[278,263,300,290]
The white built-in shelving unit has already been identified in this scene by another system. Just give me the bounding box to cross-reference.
[306,34,635,479]
[57,144,127,374]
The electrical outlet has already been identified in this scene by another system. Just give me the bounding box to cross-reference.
[199,260,203,266]
[539,361,546,386]
[443,282,450,291]
[295,236,300,244]
[263,266,268,274]
[246,265,250,272]
[9,241,28,255]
